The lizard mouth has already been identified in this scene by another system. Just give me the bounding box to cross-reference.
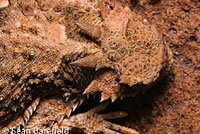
[82,68,120,102]
[80,67,151,102]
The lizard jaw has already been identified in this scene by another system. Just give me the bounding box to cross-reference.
[83,69,120,103]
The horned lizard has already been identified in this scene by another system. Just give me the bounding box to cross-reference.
[0,0,173,133]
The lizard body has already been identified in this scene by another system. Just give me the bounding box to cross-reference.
[0,0,173,133]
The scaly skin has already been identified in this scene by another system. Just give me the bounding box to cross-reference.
[0,0,98,127]
[0,0,173,133]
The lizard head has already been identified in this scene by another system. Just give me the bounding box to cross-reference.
[70,0,173,101]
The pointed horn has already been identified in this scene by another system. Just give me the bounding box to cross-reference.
[65,109,72,118]
[79,97,85,106]
[83,80,99,94]
[111,94,118,102]
[75,22,101,40]
[57,114,65,124]
[70,54,100,68]
[100,92,111,102]
[72,102,79,112]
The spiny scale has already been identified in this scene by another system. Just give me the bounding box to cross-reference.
[5,98,40,129]
[83,80,99,94]
[69,53,101,68]
[23,98,40,125]
[100,92,111,102]
[65,109,72,118]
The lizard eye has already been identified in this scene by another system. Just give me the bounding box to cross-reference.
[102,37,129,63]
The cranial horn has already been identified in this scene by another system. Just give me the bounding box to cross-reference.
[65,109,72,118]
[72,102,79,112]
[70,53,102,68]
[100,92,111,102]
[111,94,118,102]
[83,80,99,94]
[75,22,101,40]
